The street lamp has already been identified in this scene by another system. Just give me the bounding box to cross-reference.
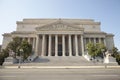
[18,48,23,68]
[101,48,106,64]
[101,49,105,58]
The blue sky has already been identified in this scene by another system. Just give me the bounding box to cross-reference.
[0,0,120,50]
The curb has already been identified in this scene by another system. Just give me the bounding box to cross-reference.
[21,66,105,69]
[1,66,120,69]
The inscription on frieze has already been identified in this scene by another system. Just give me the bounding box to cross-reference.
[52,24,67,30]
[36,23,81,31]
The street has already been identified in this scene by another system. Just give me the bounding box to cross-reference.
[0,68,120,80]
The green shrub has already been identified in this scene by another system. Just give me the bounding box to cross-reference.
[2,49,9,58]
[116,54,120,65]
[112,47,119,57]
[0,53,5,66]
[0,48,9,66]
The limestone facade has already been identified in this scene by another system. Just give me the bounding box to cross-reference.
[2,18,114,56]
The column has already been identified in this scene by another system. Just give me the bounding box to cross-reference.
[28,37,31,43]
[84,38,86,50]
[99,38,102,43]
[41,35,45,56]
[62,35,65,56]
[69,35,72,56]
[94,38,96,44]
[55,35,58,56]
[104,38,106,46]
[81,35,84,56]
[35,35,39,56]
[48,35,52,56]
[89,38,91,43]
[78,36,81,55]
[32,37,36,51]
[22,38,25,41]
[75,35,78,56]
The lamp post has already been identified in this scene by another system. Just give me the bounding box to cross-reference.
[101,49,105,59]
[101,48,106,67]
[18,48,23,68]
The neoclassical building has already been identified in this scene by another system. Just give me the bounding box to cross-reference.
[2,18,114,56]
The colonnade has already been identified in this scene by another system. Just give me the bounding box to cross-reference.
[83,37,106,50]
[35,34,84,56]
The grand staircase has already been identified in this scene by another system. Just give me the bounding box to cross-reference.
[20,56,102,66]
[3,56,118,66]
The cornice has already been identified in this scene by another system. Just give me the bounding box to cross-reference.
[84,31,107,35]
[16,18,100,25]
[11,31,36,34]
[106,33,114,37]
[2,33,11,36]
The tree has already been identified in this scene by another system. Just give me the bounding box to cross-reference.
[96,43,106,58]
[0,46,9,66]
[2,37,32,62]
[116,54,120,65]
[87,43,106,59]
[7,37,22,57]
[0,53,5,66]
[112,47,119,57]
[1,48,9,58]
[112,47,120,65]
[18,40,32,60]
[87,43,96,59]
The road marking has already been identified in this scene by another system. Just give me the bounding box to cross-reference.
[90,74,120,77]
[0,76,17,78]
[1,72,25,73]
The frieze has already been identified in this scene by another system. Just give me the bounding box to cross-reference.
[36,21,83,31]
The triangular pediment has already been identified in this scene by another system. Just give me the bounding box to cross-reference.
[36,20,83,31]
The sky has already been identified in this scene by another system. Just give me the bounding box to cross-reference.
[0,0,120,50]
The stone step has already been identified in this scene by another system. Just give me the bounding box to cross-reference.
[3,56,118,66]
[34,56,89,62]
[25,56,98,66]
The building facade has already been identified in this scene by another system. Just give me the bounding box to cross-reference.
[2,19,114,56]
